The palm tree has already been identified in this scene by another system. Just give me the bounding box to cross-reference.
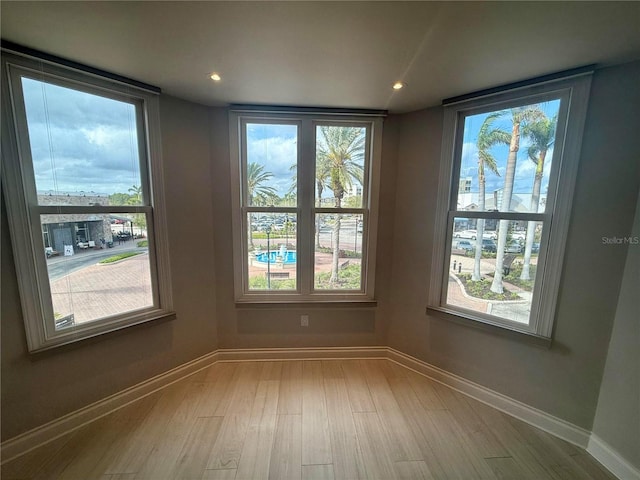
[247,162,277,248]
[127,185,146,230]
[288,156,331,246]
[472,113,506,281]
[127,184,142,204]
[315,155,331,246]
[520,114,557,280]
[491,106,544,294]
[316,126,365,285]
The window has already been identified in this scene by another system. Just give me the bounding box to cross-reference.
[429,71,592,338]
[1,51,173,352]
[229,109,383,303]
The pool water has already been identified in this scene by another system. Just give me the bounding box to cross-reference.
[255,250,297,264]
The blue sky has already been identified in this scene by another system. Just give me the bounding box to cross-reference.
[246,123,365,200]
[24,74,553,202]
[22,77,142,196]
[459,100,561,195]
[246,123,298,197]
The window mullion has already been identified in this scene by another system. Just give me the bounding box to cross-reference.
[450,210,547,222]
[299,118,315,295]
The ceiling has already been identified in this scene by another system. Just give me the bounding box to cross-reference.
[2,2,639,113]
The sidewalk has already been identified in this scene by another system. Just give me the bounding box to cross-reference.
[446,253,532,324]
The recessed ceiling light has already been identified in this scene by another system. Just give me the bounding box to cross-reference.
[210,73,222,82]
[393,82,404,90]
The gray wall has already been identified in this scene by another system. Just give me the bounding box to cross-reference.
[592,189,640,470]
[0,95,218,441]
[210,110,399,350]
[1,61,637,456]
[386,61,640,430]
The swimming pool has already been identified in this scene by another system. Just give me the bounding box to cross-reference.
[254,250,297,264]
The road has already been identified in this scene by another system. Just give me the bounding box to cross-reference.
[317,227,362,251]
[253,218,363,253]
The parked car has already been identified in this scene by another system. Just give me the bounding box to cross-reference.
[454,229,477,239]
[532,242,540,253]
[505,241,523,253]
[454,240,474,252]
[511,231,527,241]
[481,239,497,252]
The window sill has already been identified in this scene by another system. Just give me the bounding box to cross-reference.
[426,306,552,348]
[29,310,177,355]
[235,298,377,309]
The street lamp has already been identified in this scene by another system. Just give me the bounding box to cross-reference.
[285,213,289,248]
[354,219,359,253]
[265,225,272,289]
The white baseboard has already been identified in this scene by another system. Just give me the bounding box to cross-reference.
[0,349,220,464]
[215,346,388,362]
[2,345,635,480]
[587,434,640,480]
[0,346,384,464]
[386,347,592,449]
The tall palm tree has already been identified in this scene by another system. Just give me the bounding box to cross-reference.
[472,113,506,281]
[520,114,557,280]
[316,126,365,285]
[315,155,331,246]
[491,106,544,293]
[247,162,277,248]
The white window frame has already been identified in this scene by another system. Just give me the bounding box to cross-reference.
[229,108,383,304]
[428,72,593,339]
[1,51,174,352]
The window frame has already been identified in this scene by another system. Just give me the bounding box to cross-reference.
[428,72,593,339]
[1,51,174,352]
[229,109,383,304]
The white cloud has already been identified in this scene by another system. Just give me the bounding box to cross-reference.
[247,136,298,195]
[22,77,141,195]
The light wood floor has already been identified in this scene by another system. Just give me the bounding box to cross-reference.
[2,359,616,480]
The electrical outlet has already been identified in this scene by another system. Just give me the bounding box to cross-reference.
[301,315,309,327]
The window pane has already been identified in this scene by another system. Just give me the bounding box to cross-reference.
[247,212,297,291]
[42,213,152,329]
[21,77,143,204]
[315,125,366,208]
[246,124,297,207]
[458,100,561,214]
[447,217,543,325]
[314,213,363,290]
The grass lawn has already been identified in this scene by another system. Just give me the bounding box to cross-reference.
[99,251,144,264]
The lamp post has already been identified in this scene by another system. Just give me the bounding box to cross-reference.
[265,225,271,289]
[285,213,289,248]
[354,219,359,253]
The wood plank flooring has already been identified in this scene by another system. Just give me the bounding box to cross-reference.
[1,359,616,480]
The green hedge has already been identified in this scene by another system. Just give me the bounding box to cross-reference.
[248,263,362,290]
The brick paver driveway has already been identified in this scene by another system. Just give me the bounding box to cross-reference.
[51,253,153,325]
